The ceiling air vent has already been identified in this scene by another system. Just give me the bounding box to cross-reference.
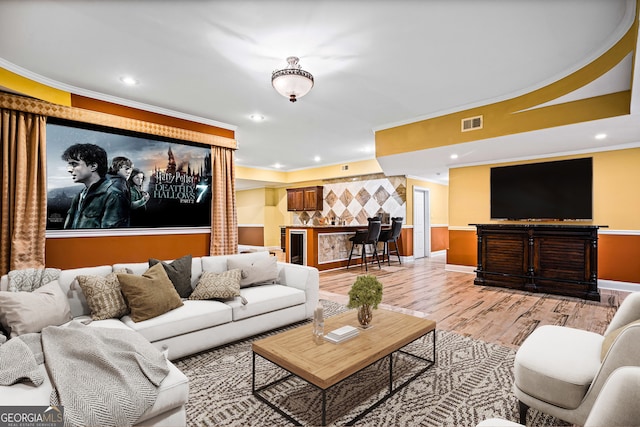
[461,115,483,132]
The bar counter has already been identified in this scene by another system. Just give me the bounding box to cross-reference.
[284,224,387,271]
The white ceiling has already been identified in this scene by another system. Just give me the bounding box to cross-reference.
[1,0,639,189]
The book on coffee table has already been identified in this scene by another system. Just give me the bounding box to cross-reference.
[324,325,359,343]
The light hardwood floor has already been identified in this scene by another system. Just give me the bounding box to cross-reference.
[319,254,626,349]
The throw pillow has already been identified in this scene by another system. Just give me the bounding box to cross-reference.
[189,269,247,304]
[601,319,640,361]
[227,256,279,288]
[0,280,72,338]
[149,254,193,298]
[117,263,184,322]
[8,268,61,292]
[76,270,130,320]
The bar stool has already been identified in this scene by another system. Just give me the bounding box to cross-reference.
[379,217,403,265]
[347,218,382,271]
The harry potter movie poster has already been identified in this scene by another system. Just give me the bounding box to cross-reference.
[46,120,212,230]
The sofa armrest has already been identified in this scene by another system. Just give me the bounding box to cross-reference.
[585,323,640,409]
[276,262,319,319]
[604,292,640,334]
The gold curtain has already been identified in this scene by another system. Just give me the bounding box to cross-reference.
[210,145,237,255]
[0,109,47,275]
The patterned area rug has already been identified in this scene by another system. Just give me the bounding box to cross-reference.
[175,301,567,426]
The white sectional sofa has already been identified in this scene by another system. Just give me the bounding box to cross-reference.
[0,251,320,427]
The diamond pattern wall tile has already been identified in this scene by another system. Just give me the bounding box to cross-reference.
[325,190,338,208]
[338,188,354,207]
[393,183,406,204]
[355,209,369,224]
[356,188,371,206]
[373,186,391,205]
[340,210,354,224]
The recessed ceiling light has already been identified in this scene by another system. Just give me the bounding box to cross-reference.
[361,145,374,154]
[313,156,321,162]
[250,114,264,122]
[273,163,282,169]
[450,154,459,159]
[595,133,607,140]
[120,76,139,86]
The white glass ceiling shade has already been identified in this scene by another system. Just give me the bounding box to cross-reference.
[271,57,314,102]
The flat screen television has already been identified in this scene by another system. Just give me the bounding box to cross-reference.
[490,157,593,220]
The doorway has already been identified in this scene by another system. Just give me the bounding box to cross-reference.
[413,187,431,259]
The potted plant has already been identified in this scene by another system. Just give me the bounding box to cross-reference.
[347,274,383,328]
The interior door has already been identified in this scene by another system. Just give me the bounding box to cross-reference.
[413,188,431,258]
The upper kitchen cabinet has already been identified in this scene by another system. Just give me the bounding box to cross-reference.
[287,186,323,211]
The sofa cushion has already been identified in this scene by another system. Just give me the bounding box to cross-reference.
[189,269,244,302]
[117,264,184,322]
[227,284,306,321]
[201,251,270,274]
[0,281,72,337]
[514,325,603,409]
[122,300,232,342]
[149,254,193,298]
[76,271,130,320]
[227,255,278,288]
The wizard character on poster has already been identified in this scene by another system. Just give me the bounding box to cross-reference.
[46,120,212,230]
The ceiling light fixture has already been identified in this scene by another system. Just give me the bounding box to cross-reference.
[120,76,139,86]
[271,57,314,103]
[595,133,607,140]
[250,114,264,122]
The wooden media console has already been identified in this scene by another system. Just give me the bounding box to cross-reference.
[472,224,605,301]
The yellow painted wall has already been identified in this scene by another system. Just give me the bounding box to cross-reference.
[236,188,267,224]
[0,67,71,106]
[449,165,491,228]
[593,148,640,230]
[406,178,449,226]
[236,159,383,184]
[264,188,285,247]
[448,148,640,230]
[286,159,383,182]
[236,187,287,246]
[235,166,287,183]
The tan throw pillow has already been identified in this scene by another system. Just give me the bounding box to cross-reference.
[0,280,72,338]
[227,256,279,288]
[189,269,246,304]
[601,319,640,361]
[117,263,183,322]
[76,271,130,320]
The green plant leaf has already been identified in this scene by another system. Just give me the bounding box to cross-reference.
[347,274,383,309]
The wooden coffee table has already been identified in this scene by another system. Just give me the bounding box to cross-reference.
[252,308,436,425]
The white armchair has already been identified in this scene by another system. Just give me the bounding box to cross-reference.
[512,291,640,425]
[478,366,640,427]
